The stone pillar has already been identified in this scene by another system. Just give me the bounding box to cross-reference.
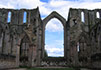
[64,25,66,58]
[28,45,33,67]
[42,27,45,58]
[0,9,8,23]
[16,39,21,67]
[70,43,79,67]
[32,45,37,66]
[11,10,19,24]
[74,44,79,67]
[18,10,24,24]
[37,29,42,66]
[29,44,37,67]
[4,31,11,54]
[67,30,70,65]
[98,34,101,52]
[0,33,3,53]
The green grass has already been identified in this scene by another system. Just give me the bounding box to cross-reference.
[28,68,75,70]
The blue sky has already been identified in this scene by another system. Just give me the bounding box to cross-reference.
[45,18,64,57]
[0,0,101,57]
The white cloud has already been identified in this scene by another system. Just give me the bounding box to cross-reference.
[55,40,64,46]
[0,2,14,8]
[0,0,101,18]
[45,39,64,57]
[39,0,101,19]
[45,45,64,57]
[50,0,68,8]
[45,18,63,32]
[16,0,42,9]
[0,0,42,9]
[39,6,52,17]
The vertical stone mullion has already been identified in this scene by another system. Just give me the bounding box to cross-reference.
[0,33,3,53]
[2,32,5,54]
[10,36,13,54]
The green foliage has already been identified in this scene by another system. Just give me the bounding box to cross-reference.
[44,50,48,58]
[28,68,74,70]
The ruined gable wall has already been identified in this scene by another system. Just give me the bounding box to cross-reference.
[0,8,42,68]
[67,8,101,68]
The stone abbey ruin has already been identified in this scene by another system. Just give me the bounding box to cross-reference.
[0,7,101,69]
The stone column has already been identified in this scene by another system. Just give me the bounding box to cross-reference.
[74,44,79,67]
[67,31,70,66]
[28,44,33,67]
[16,39,21,67]
[32,45,37,66]
[28,44,37,67]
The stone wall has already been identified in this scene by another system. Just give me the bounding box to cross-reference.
[0,7,42,68]
[0,54,17,69]
[0,59,17,69]
[92,61,101,68]
[67,8,101,68]
[41,57,67,67]
[0,7,101,69]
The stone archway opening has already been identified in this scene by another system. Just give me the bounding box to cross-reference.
[42,11,67,58]
[19,35,30,66]
[41,11,67,66]
[45,18,64,57]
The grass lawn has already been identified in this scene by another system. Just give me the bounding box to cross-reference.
[27,68,75,70]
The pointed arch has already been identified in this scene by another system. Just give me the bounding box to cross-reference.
[42,11,67,58]
[43,11,66,27]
